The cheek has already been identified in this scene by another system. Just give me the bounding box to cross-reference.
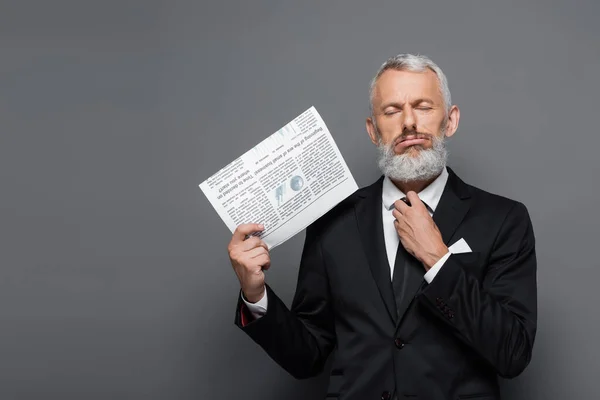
[419,113,446,134]
[376,120,403,143]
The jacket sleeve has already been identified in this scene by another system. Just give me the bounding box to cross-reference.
[234,223,336,379]
[418,202,537,378]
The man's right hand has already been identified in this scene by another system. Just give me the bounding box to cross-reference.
[228,223,270,303]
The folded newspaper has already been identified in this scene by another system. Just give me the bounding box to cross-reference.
[199,106,358,249]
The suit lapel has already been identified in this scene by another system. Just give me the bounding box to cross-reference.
[433,167,472,246]
[355,177,397,325]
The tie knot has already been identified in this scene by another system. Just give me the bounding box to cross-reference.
[391,196,432,213]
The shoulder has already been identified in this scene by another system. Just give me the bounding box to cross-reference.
[461,181,535,254]
[306,177,382,234]
[461,177,531,223]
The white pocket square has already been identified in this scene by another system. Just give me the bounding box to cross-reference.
[448,238,472,254]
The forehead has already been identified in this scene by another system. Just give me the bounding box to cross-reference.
[373,68,443,106]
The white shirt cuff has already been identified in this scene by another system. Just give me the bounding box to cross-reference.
[241,290,268,319]
[424,251,451,283]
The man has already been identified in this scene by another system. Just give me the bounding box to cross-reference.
[227,54,537,400]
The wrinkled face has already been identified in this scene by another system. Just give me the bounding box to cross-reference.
[367,68,458,156]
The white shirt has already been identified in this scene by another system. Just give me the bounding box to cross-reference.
[243,167,452,318]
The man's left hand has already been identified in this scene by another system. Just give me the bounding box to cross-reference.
[392,191,449,271]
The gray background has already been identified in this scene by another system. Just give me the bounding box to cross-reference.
[1,0,598,399]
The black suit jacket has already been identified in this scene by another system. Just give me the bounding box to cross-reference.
[235,168,537,400]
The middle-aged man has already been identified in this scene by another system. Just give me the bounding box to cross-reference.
[227,53,537,400]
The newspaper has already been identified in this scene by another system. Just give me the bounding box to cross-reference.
[199,106,358,249]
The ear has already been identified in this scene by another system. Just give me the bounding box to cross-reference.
[444,105,460,138]
[366,117,379,145]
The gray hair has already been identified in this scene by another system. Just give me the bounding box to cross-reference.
[369,53,452,114]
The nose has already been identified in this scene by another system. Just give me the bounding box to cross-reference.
[402,106,417,133]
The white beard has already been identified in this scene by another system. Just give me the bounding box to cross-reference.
[377,134,448,182]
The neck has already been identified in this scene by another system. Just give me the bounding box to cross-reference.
[390,173,441,194]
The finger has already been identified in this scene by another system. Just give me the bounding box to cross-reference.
[393,215,406,226]
[406,191,426,211]
[254,254,271,269]
[232,223,264,243]
[247,246,268,259]
[393,219,405,238]
[394,198,410,213]
[393,215,409,235]
[238,236,269,252]
[392,208,407,221]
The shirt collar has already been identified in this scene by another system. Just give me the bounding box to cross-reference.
[381,167,449,212]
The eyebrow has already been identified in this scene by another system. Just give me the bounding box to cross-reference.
[412,98,435,105]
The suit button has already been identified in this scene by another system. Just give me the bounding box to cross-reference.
[394,338,404,349]
[381,391,391,400]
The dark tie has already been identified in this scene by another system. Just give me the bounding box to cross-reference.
[390,197,431,321]
[391,239,410,321]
